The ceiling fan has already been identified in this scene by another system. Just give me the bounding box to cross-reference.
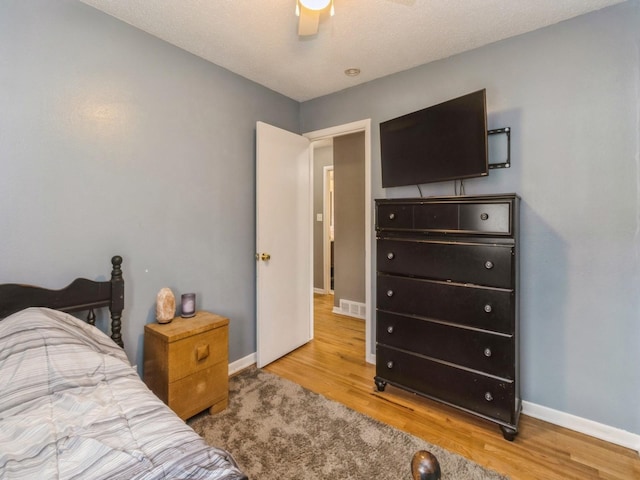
[296,0,335,36]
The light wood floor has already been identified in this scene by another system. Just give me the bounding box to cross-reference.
[264,294,640,480]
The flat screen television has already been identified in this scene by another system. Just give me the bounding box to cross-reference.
[379,89,488,187]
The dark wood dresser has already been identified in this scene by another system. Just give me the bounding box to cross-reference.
[374,194,521,440]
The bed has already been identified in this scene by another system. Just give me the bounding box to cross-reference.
[0,256,247,480]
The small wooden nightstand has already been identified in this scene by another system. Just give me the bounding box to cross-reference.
[143,311,229,420]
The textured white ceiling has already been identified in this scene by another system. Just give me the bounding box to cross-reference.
[79,0,625,102]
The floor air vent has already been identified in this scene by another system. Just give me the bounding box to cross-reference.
[334,299,365,319]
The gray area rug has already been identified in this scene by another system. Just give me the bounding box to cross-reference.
[189,367,508,480]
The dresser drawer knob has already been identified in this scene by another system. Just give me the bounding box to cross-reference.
[484,260,494,270]
[485,392,493,402]
[387,325,394,334]
[386,290,394,297]
[387,252,395,260]
[386,361,394,369]
[484,348,492,357]
[484,304,493,313]
[388,213,396,220]
[480,213,489,221]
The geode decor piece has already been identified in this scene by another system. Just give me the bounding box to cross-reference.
[156,287,176,324]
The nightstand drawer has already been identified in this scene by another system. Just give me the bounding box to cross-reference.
[168,362,228,420]
[168,327,228,383]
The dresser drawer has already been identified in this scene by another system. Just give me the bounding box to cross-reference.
[377,203,413,230]
[377,274,513,333]
[377,239,514,288]
[377,311,514,378]
[167,327,228,383]
[412,203,458,231]
[376,346,515,424]
[459,202,511,234]
[377,199,512,235]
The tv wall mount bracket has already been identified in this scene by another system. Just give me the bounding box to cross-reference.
[488,127,511,169]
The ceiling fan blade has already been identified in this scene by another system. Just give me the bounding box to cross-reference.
[298,6,319,36]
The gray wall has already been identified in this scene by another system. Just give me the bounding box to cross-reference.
[0,0,299,372]
[300,2,640,434]
[333,132,366,306]
[312,146,333,290]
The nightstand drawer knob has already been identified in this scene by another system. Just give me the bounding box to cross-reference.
[484,304,493,313]
[484,260,494,270]
[196,344,210,361]
[387,325,394,334]
[386,361,394,369]
[387,252,395,260]
[480,213,489,221]
[389,213,396,220]
[484,348,492,357]
[386,290,394,297]
[485,392,493,402]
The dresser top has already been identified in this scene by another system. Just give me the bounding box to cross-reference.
[375,193,519,204]
[144,310,229,342]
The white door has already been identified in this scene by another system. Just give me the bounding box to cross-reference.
[256,121,313,368]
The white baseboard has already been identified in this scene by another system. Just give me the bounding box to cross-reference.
[313,288,326,294]
[228,353,256,376]
[522,401,640,454]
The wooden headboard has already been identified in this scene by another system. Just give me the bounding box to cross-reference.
[0,256,125,348]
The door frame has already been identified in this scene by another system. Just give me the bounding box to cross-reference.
[323,165,334,294]
[304,119,374,365]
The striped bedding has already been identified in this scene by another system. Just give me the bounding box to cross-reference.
[0,307,247,480]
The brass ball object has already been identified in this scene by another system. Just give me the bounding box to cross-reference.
[411,450,441,480]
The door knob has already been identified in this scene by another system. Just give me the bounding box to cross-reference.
[260,253,271,261]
